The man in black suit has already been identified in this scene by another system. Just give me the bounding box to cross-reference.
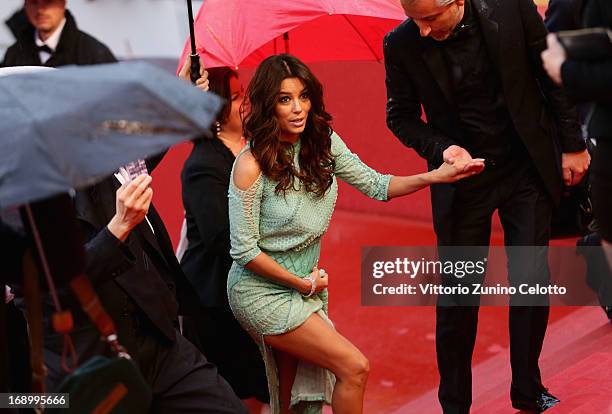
[45,163,247,413]
[384,0,591,412]
[0,219,28,395]
[2,0,115,67]
[542,0,612,314]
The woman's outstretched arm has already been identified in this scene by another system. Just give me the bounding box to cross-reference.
[331,131,484,200]
[387,159,484,199]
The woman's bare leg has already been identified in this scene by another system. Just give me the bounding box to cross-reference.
[264,313,369,414]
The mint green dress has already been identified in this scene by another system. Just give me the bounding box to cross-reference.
[227,132,391,414]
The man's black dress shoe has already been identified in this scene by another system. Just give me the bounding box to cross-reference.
[512,390,560,412]
[603,306,612,322]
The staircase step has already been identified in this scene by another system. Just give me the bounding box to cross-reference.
[391,307,611,413]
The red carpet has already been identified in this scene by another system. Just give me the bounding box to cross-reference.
[471,307,612,414]
[475,352,612,413]
[320,210,611,413]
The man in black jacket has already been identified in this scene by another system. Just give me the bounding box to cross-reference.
[544,0,585,32]
[384,0,591,412]
[542,0,612,306]
[50,161,247,412]
[2,0,115,67]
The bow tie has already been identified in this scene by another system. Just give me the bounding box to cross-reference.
[36,44,54,54]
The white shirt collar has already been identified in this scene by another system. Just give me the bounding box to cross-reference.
[34,17,67,52]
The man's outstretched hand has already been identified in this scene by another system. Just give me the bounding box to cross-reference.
[443,145,474,165]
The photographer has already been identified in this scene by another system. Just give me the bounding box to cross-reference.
[542,0,612,319]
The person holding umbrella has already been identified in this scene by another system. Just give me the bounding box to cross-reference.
[227,54,484,414]
[0,61,247,412]
[54,73,247,410]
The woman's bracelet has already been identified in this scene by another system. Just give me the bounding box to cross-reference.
[302,274,317,298]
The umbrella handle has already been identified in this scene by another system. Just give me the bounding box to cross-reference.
[189,53,201,84]
[186,0,200,84]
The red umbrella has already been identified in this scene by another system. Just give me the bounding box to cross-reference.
[177,0,406,70]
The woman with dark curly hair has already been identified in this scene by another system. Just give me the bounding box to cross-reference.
[227,54,484,414]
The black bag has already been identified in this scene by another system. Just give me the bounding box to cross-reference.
[557,28,612,60]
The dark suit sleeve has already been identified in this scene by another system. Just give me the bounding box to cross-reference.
[561,60,612,103]
[81,225,135,286]
[73,188,137,287]
[383,33,457,166]
[82,36,117,65]
[544,0,583,32]
[182,157,231,258]
[1,45,18,67]
[519,0,585,153]
[0,219,27,285]
[93,44,116,64]
[560,0,612,104]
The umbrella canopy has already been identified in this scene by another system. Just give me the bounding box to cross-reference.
[177,0,406,69]
[0,61,222,208]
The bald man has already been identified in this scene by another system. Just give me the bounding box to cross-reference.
[384,0,589,412]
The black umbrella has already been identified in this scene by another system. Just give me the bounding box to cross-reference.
[0,61,221,209]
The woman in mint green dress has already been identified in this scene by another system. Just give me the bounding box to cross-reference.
[227,54,484,414]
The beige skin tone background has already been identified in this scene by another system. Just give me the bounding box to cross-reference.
[233,76,484,414]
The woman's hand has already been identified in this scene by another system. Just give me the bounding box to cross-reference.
[301,266,329,295]
[431,158,485,183]
[178,57,210,92]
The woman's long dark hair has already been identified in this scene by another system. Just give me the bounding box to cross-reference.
[243,54,334,197]
[207,67,238,136]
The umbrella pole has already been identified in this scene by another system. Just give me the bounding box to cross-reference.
[284,32,290,54]
[23,203,78,375]
[187,0,201,84]
[23,204,62,312]
[21,203,61,395]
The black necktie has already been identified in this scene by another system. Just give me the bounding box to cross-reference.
[36,44,53,54]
